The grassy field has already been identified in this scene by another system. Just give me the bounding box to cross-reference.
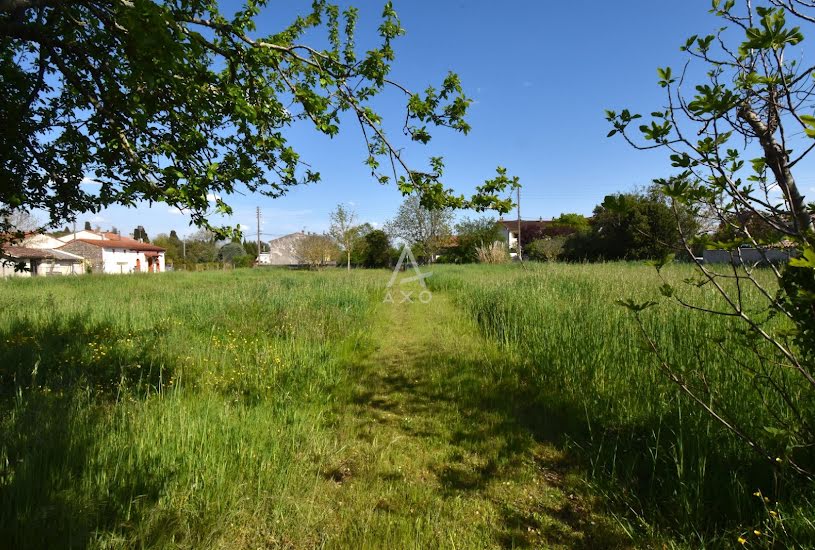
[0,265,813,548]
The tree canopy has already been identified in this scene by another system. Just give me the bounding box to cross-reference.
[328,203,359,271]
[386,195,453,262]
[609,0,815,477]
[0,0,518,243]
[447,216,503,263]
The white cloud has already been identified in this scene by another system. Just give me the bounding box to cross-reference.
[207,193,221,203]
[168,207,190,216]
[81,176,102,186]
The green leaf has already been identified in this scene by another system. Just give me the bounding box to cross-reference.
[789,247,815,269]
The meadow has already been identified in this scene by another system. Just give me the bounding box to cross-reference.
[0,265,813,548]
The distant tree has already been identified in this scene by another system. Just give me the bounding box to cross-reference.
[363,230,393,268]
[218,242,247,263]
[552,213,590,233]
[133,225,150,242]
[328,204,360,271]
[1,210,40,241]
[386,195,453,263]
[84,221,91,231]
[348,223,374,266]
[153,233,183,265]
[449,216,503,263]
[295,234,338,269]
[243,240,259,259]
[184,229,218,263]
[562,190,695,262]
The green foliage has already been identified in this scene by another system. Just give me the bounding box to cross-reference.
[0,0,518,240]
[217,241,247,263]
[782,247,815,366]
[362,229,391,268]
[561,191,685,261]
[448,216,503,263]
[184,231,218,264]
[152,232,183,265]
[386,195,453,263]
[242,240,259,258]
[526,237,566,262]
[552,212,590,233]
[606,0,815,514]
[133,226,150,243]
[328,203,361,270]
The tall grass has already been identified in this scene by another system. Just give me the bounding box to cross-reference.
[3,265,813,547]
[429,262,815,546]
[0,269,383,548]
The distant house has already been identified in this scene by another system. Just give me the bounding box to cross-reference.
[57,229,105,242]
[59,234,165,274]
[257,232,307,266]
[1,246,84,277]
[498,219,578,258]
[21,233,66,249]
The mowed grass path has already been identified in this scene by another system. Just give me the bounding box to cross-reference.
[321,288,628,548]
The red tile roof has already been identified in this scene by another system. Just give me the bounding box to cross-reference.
[498,219,554,233]
[65,238,165,252]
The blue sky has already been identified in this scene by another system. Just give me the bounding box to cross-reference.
[77,0,815,240]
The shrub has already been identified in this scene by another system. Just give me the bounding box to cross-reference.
[475,241,509,264]
[527,237,566,261]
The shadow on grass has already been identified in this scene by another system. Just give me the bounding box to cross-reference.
[351,347,632,549]
[0,392,173,549]
[350,335,806,547]
[0,317,177,548]
[0,315,172,398]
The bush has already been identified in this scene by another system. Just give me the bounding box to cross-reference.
[527,237,566,261]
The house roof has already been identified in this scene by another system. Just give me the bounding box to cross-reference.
[498,219,554,233]
[2,246,84,261]
[63,238,165,252]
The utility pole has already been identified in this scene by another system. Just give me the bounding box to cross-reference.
[516,186,522,261]
[256,206,262,262]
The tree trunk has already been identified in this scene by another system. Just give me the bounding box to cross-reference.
[346,250,350,271]
[738,103,813,237]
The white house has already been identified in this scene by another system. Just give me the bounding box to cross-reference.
[58,229,105,242]
[1,246,84,277]
[21,233,66,249]
[58,234,165,274]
